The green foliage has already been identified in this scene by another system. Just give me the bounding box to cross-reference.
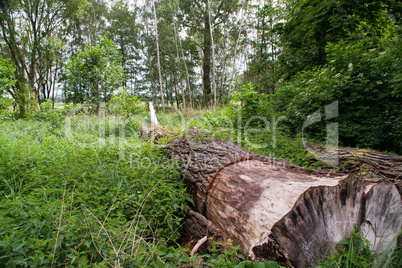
[200,239,246,267]
[64,37,125,104]
[106,0,141,85]
[0,117,190,267]
[243,2,284,94]
[0,97,12,111]
[316,228,402,268]
[0,57,16,97]
[0,57,16,118]
[157,239,246,267]
[273,35,402,153]
[317,230,376,268]
[232,83,263,127]
[192,98,319,168]
[109,92,145,117]
[236,260,286,268]
[30,99,66,125]
[155,238,286,267]
[279,0,400,80]
[0,97,13,120]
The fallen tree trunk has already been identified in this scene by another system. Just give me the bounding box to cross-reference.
[306,142,402,181]
[147,127,401,267]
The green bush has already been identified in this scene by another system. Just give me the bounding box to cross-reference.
[195,103,319,168]
[272,36,402,154]
[0,98,13,120]
[109,92,144,117]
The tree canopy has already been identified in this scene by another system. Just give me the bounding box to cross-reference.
[64,37,125,104]
[0,0,400,152]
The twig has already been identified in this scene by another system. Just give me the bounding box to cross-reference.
[190,236,208,257]
[84,207,120,267]
[83,207,115,268]
[51,174,67,268]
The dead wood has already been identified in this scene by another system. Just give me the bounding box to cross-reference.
[306,142,402,181]
[141,125,401,267]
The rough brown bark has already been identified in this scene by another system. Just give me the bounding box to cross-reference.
[153,128,401,266]
[202,12,212,107]
[306,142,402,181]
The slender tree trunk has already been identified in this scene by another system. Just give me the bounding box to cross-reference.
[229,4,245,96]
[180,41,192,109]
[52,70,56,109]
[270,16,277,94]
[145,18,158,110]
[174,78,180,109]
[220,31,228,100]
[152,0,165,112]
[203,11,212,107]
[172,15,186,110]
[208,0,217,108]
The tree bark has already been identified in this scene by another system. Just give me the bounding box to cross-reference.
[152,0,165,112]
[228,5,245,96]
[157,128,401,267]
[203,11,212,107]
[172,15,186,110]
[208,0,217,108]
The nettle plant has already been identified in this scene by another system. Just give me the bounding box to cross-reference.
[0,119,190,267]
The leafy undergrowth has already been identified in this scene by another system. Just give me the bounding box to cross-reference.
[0,117,190,267]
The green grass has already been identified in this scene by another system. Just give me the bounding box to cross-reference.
[317,228,401,268]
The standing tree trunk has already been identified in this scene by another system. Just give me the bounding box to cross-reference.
[229,5,245,96]
[208,0,217,108]
[172,14,186,110]
[145,18,158,110]
[220,30,228,100]
[182,47,192,109]
[152,0,165,112]
[202,11,212,107]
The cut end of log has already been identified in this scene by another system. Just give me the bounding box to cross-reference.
[204,160,402,267]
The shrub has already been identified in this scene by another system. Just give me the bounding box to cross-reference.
[109,92,144,117]
[272,36,402,154]
[0,98,13,120]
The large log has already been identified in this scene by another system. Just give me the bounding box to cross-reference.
[159,128,401,266]
[306,142,402,181]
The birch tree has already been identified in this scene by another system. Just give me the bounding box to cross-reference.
[152,0,165,111]
[207,0,217,108]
